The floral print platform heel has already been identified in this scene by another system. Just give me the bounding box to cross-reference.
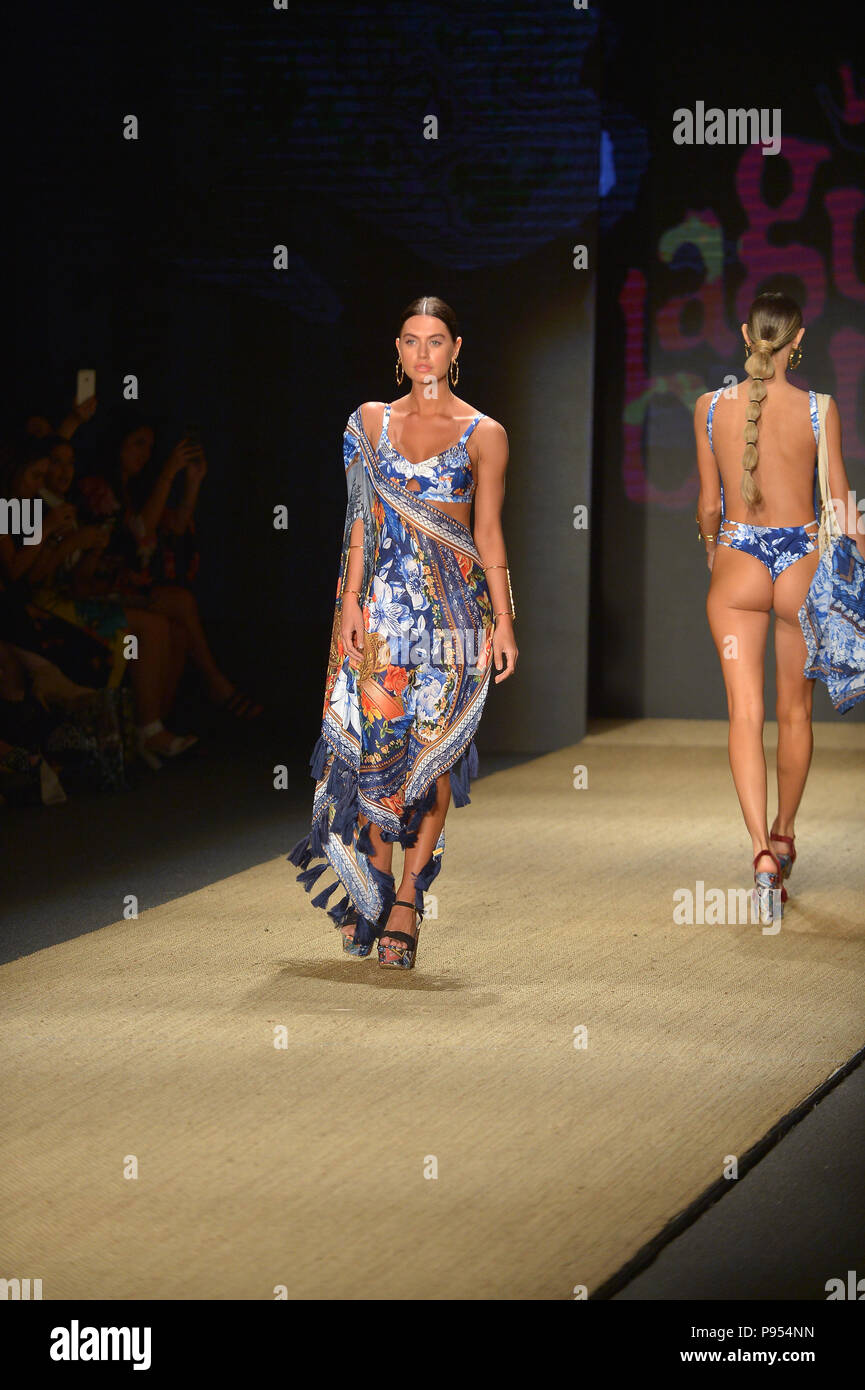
[377,900,421,970]
[770,830,796,904]
[752,849,783,926]
[341,911,374,958]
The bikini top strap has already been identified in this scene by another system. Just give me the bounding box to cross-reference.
[459,413,485,445]
[809,389,819,445]
[706,387,723,454]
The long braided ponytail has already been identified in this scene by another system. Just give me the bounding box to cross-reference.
[740,292,802,507]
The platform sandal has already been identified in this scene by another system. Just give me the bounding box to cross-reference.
[752,849,783,926]
[769,829,796,892]
[340,911,374,958]
[377,900,421,970]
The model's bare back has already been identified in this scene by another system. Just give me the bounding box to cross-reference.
[711,380,817,527]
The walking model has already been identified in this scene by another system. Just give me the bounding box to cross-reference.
[289,296,518,968]
[695,290,862,923]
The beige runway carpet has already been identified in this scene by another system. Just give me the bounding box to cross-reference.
[2,719,864,1300]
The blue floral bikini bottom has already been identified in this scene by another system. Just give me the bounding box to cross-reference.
[716,519,819,583]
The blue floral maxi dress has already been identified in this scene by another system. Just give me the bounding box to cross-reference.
[288,405,495,949]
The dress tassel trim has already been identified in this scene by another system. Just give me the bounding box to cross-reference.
[380,777,439,847]
[344,861,397,949]
[311,878,342,909]
[327,893,353,926]
[287,831,313,869]
[296,860,327,891]
[412,847,443,920]
[309,733,330,780]
[289,732,480,939]
[331,780,359,843]
[309,814,327,858]
[449,738,479,808]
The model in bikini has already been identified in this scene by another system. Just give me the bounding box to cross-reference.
[694,290,859,922]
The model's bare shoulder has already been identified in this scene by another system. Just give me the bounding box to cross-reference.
[475,415,508,452]
[359,400,386,441]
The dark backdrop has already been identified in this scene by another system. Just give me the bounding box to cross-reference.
[8,2,863,746]
[10,0,602,756]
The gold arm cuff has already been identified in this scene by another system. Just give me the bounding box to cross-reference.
[483,566,515,615]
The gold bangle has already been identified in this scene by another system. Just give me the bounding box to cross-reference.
[343,587,361,596]
[347,544,362,549]
[484,564,516,618]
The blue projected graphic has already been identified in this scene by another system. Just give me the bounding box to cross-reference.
[143,2,648,319]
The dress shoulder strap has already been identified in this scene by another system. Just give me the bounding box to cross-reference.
[459,413,485,444]
[374,401,390,450]
[808,389,820,445]
[706,387,724,454]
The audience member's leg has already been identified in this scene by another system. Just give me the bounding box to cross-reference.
[123,608,191,752]
[148,585,235,704]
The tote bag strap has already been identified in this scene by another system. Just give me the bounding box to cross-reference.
[814,392,842,556]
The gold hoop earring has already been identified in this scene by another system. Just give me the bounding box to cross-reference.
[449,357,460,386]
[744,343,752,361]
[395,357,404,385]
[789,344,802,370]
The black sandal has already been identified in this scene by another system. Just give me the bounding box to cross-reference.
[377,899,421,971]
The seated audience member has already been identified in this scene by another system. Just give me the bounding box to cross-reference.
[81,420,263,718]
[0,436,197,766]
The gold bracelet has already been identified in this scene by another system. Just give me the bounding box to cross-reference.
[343,587,361,596]
[483,565,516,618]
[347,544,362,549]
